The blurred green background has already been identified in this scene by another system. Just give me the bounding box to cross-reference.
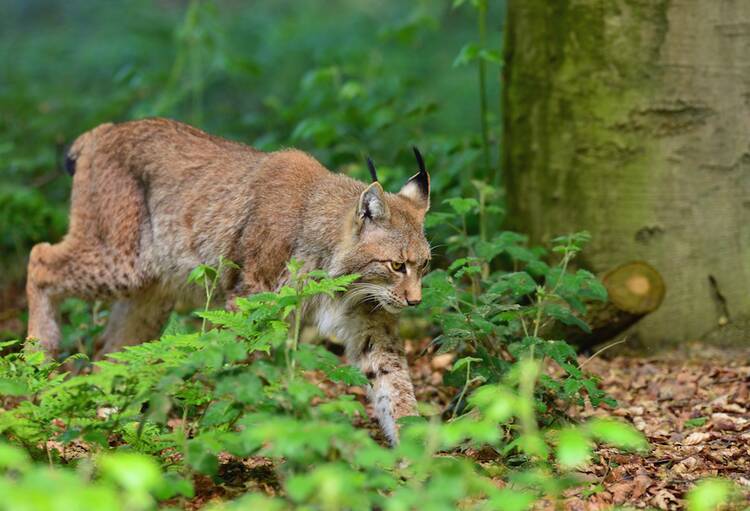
[0,0,504,288]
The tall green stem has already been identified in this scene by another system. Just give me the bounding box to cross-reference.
[518,358,540,446]
[200,258,224,335]
[497,0,508,190]
[477,0,491,181]
[287,275,304,381]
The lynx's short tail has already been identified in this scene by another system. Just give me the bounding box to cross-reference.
[63,122,115,176]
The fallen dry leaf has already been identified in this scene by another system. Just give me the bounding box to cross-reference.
[608,481,632,504]
[683,431,712,445]
[430,352,455,370]
[631,474,653,500]
[711,412,748,431]
[651,488,679,510]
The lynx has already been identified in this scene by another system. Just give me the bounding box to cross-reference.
[26,118,431,443]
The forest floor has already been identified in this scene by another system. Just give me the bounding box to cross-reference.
[556,347,750,510]
[178,340,750,510]
[3,284,748,510]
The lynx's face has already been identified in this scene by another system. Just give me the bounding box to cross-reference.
[341,149,431,314]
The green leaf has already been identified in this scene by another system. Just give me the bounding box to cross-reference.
[556,427,592,468]
[487,272,537,297]
[475,231,528,262]
[153,473,194,500]
[317,395,367,419]
[186,439,219,476]
[327,365,368,386]
[444,197,479,216]
[197,310,254,337]
[0,442,30,471]
[686,478,736,511]
[25,350,45,366]
[478,48,502,63]
[447,257,470,273]
[452,356,482,372]
[545,303,591,333]
[467,312,495,334]
[587,419,649,453]
[563,378,582,397]
[517,433,549,459]
[424,211,457,228]
[187,264,216,284]
[488,489,537,511]
[452,0,479,8]
[287,378,325,406]
[684,417,708,429]
[582,378,612,407]
[99,452,163,492]
[452,44,499,67]
[0,378,29,396]
[422,270,454,300]
[453,43,480,67]
[575,269,608,302]
[469,384,516,422]
[218,256,240,270]
[447,257,482,280]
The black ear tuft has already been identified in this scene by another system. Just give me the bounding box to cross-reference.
[366,157,378,183]
[399,147,430,210]
[64,154,76,176]
[413,147,425,174]
[411,146,429,196]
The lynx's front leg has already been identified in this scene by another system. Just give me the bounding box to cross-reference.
[349,328,418,444]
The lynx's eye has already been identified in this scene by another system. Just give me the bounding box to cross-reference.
[389,261,406,273]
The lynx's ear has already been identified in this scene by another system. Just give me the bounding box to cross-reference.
[399,146,430,210]
[357,182,390,223]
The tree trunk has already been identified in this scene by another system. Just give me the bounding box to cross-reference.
[503,0,750,348]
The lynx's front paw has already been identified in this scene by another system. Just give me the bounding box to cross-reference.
[365,358,418,445]
[373,384,418,445]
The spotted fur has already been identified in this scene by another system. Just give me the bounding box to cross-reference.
[26,118,431,444]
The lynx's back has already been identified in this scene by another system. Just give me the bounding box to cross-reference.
[66,119,335,293]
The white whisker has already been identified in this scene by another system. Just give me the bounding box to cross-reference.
[343,283,386,307]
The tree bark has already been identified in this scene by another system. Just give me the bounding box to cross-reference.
[503,0,750,348]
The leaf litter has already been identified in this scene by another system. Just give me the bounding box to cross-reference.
[311,339,750,509]
[24,338,750,509]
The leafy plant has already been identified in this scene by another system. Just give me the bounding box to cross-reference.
[686,478,742,511]
[420,185,614,425]
[0,441,192,511]
[0,258,652,510]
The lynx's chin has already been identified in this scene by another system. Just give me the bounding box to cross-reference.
[381,301,404,314]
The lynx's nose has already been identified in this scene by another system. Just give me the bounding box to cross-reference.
[405,282,422,306]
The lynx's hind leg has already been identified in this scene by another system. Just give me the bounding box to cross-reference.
[27,125,146,357]
[95,286,174,359]
[26,239,144,356]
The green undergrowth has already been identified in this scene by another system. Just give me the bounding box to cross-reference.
[0,253,654,511]
[420,184,614,422]
[0,227,741,509]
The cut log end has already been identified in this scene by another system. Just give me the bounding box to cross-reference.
[551,261,666,350]
[602,261,665,315]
